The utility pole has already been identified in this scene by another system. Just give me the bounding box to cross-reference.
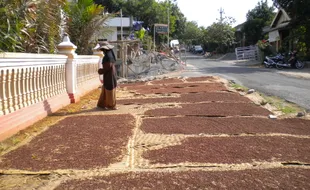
[154,24,156,50]
[219,7,224,23]
[120,9,123,40]
[167,0,170,47]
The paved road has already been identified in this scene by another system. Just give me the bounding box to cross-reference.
[181,58,310,111]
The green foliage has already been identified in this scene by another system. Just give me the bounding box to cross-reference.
[94,0,125,13]
[257,39,273,56]
[34,0,67,53]
[243,19,265,45]
[0,0,67,53]
[141,33,153,51]
[181,21,203,45]
[206,22,235,46]
[65,0,110,54]
[246,0,275,25]
[0,0,28,52]
[205,21,235,53]
[135,28,146,40]
[242,0,275,45]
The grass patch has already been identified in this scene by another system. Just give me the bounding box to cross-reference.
[230,83,249,92]
[260,94,304,114]
[229,82,305,115]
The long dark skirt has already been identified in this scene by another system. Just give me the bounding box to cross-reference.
[97,87,116,109]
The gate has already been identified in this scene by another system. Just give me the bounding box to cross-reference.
[235,45,259,60]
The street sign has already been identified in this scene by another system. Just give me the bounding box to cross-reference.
[155,24,168,34]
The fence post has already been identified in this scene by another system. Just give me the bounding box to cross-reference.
[57,33,78,103]
[235,48,239,60]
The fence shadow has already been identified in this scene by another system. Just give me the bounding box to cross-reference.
[50,106,115,117]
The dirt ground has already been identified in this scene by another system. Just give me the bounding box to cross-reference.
[0,76,309,190]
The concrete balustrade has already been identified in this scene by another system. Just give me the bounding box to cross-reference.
[76,56,100,86]
[0,35,103,141]
[0,54,68,115]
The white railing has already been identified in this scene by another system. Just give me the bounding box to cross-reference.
[0,54,101,116]
[0,35,104,141]
[235,45,259,60]
[76,56,100,87]
[0,53,68,115]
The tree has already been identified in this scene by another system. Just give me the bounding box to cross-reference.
[93,0,124,13]
[181,21,203,45]
[0,0,27,52]
[242,0,275,45]
[34,0,67,53]
[169,3,186,41]
[0,0,67,53]
[206,21,235,53]
[64,0,110,54]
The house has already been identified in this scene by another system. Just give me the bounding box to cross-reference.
[104,17,133,41]
[268,9,291,52]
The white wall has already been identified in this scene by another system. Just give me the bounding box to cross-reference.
[106,17,131,27]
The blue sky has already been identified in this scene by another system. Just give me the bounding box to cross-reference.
[174,0,275,27]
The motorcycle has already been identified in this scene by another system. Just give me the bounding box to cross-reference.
[264,53,284,68]
[275,51,304,70]
[264,51,304,70]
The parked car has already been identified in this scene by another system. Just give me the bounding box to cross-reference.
[194,45,203,54]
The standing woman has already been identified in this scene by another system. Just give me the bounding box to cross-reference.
[97,41,118,110]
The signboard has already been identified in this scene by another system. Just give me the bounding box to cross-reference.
[155,24,168,34]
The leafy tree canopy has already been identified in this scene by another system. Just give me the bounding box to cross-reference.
[242,0,275,45]
[0,0,67,53]
[206,21,235,52]
[93,0,124,13]
[181,21,202,45]
[65,0,110,54]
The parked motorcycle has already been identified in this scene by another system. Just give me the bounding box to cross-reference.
[264,53,284,68]
[275,51,304,70]
[264,51,304,70]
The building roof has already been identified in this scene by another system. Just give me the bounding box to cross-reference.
[264,9,291,33]
[270,9,291,28]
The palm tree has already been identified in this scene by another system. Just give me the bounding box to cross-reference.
[64,0,111,54]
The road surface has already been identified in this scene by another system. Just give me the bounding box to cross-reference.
[181,58,310,111]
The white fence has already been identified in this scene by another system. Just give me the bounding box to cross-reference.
[0,53,100,116]
[0,53,68,115]
[0,35,103,141]
[235,45,259,60]
[76,56,101,87]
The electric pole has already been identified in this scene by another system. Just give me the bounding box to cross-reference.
[219,7,224,22]
[167,0,170,47]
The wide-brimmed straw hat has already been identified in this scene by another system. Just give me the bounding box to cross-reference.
[99,41,114,50]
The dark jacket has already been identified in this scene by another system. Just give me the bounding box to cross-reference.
[102,49,117,90]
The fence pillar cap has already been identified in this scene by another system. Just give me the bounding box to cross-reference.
[57,33,77,57]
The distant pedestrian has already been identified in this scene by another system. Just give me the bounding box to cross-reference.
[97,41,118,110]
